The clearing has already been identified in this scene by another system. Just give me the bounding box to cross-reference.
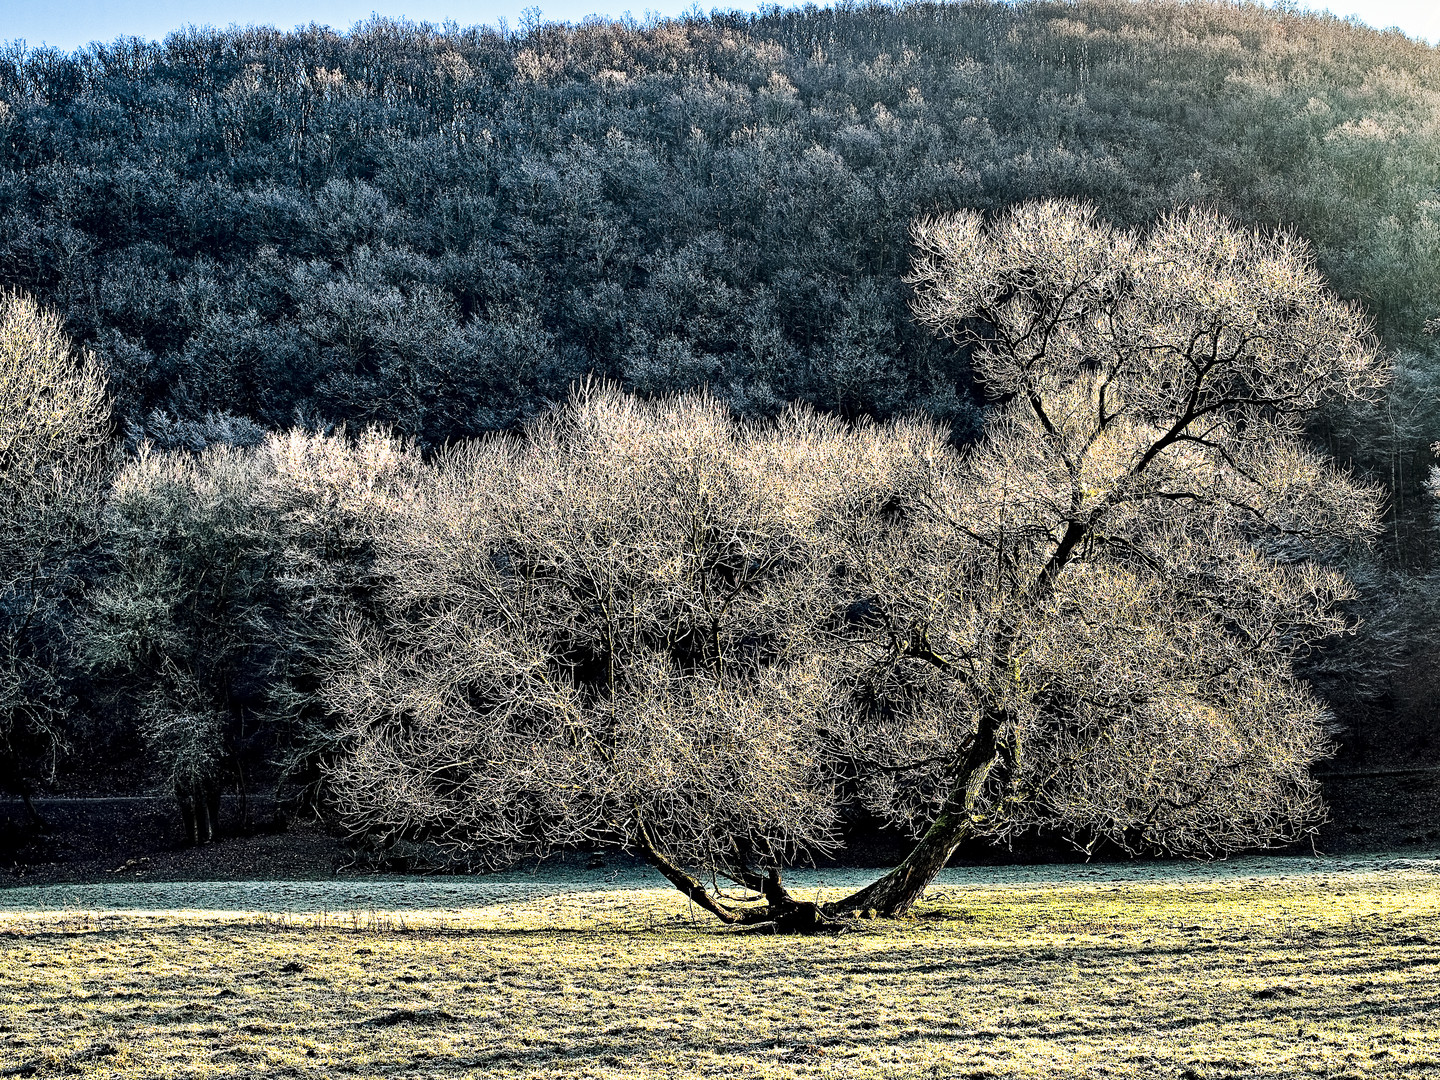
[2,853,1439,1078]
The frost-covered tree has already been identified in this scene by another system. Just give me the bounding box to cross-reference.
[83,429,413,842]
[0,293,109,822]
[830,201,1387,915]
[322,384,932,925]
[322,203,1387,927]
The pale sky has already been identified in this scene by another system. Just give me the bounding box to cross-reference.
[0,0,1436,52]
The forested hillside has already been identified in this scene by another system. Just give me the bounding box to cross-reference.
[2,0,1439,847]
[3,0,1438,443]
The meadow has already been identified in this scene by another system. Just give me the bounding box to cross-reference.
[3,862,1440,1079]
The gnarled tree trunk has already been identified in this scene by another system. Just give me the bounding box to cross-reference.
[829,705,1002,917]
[634,817,843,932]
[826,809,973,917]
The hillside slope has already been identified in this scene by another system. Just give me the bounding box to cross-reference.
[2,0,1438,443]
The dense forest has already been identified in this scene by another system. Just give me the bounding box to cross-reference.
[2,0,1439,855]
[4,1,1439,442]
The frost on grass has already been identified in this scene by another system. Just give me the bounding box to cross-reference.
[2,866,1439,1079]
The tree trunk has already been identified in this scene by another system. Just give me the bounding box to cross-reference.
[753,867,842,933]
[829,706,1004,918]
[826,808,973,917]
[20,788,48,831]
[635,702,1005,927]
[236,760,249,834]
[177,780,221,845]
[634,817,741,924]
[635,819,844,933]
[178,783,199,845]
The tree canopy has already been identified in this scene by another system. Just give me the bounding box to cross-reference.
[319,202,1386,925]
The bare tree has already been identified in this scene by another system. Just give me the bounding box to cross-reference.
[0,293,109,824]
[324,384,936,927]
[325,202,1387,927]
[83,428,414,842]
[828,200,1387,916]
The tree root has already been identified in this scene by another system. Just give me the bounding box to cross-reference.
[633,820,850,934]
[731,899,846,935]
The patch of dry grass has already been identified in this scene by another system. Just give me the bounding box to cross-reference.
[2,871,1439,1078]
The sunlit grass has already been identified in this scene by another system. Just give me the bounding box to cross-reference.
[3,870,1439,1078]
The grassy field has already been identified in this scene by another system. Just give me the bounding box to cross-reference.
[3,868,1440,1079]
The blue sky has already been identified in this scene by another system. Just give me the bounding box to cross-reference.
[2,0,1437,52]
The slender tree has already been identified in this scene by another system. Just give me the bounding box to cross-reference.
[0,293,109,824]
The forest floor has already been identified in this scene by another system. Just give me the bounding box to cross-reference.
[3,856,1440,1079]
